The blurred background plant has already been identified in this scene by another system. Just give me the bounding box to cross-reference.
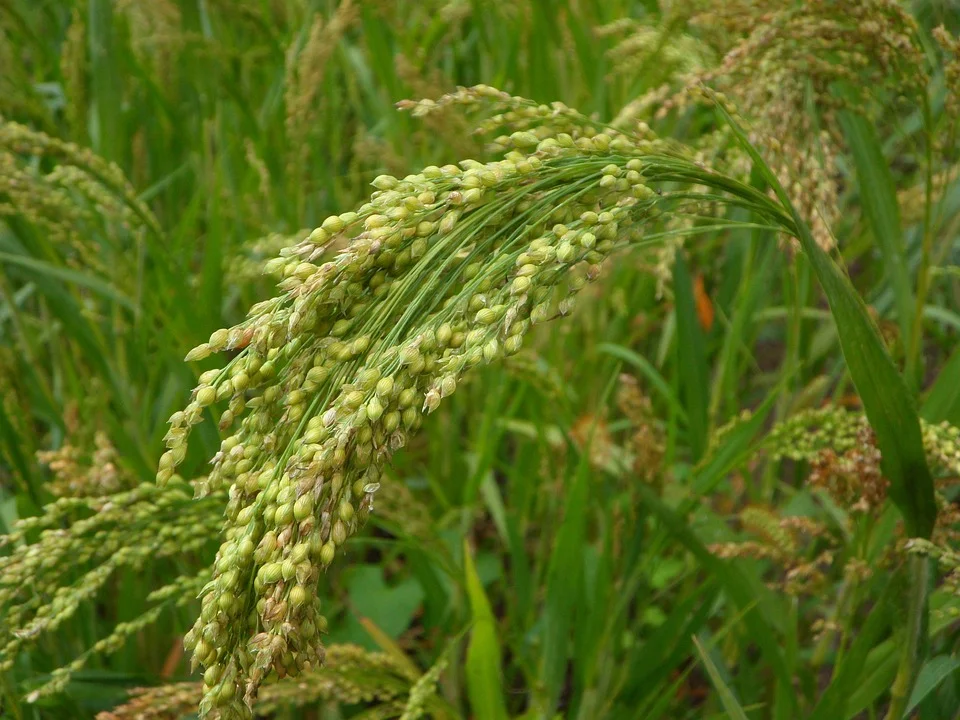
[0,1,959,718]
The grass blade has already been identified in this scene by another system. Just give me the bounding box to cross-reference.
[597,342,688,421]
[462,540,508,720]
[716,107,936,720]
[624,583,719,707]
[904,654,960,716]
[692,636,750,720]
[540,442,591,712]
[839,110,914,360]
[719,104,936,539]
[633,481,795,713]
[673,251,709,461]
[843,640,899,718]
[807,576,895,720]
[921,346,960,424]
[0,252,134,310]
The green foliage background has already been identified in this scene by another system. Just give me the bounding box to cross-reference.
[1,1,960,718]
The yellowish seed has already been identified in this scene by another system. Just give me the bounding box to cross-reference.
[196,386,217,407]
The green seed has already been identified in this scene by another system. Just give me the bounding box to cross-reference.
[321,215,345,233]
[476,308,498,325]
[512,276,531,294]
[275,502,294,526]
[294,494,313,522]
[376,376,394,398]
[320,542,336,566]
[196,386,217,407]
[440,375,456,397]
[261,562,283,584]
[384,411,401,432]
[289,585,309,607]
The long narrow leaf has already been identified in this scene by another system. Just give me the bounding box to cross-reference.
[0,252,134,310]
[839,110,914,352]
[540,446,591,711]
[807,579,895,720]
[905,655,960,715]
[633,481,796,711]
[720,105,936,539]
[462,541,508,720]
[674,252,709,461]
[922,346,960,424]
[692,636,750,720]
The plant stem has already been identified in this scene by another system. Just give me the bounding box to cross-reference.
[884,554,931,720]
[906,96,936,389]
[812,578,851,669]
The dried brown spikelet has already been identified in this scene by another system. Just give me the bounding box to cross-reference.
[807,424,889,514]
[757,408,960,596]
[37,430,127,498]
[740,506,797,557]
[709,539,782,563]
[715,406,960,603]
[570,413,614,470]
[783,550,835,596]
[711,507,834,596]
[616,374,665,482]
[765,406,960,511]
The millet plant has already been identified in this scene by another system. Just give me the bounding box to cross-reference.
[1,2,960,719]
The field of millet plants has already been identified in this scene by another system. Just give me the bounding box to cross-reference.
[2,1,960,718]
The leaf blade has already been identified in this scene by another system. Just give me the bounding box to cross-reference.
[462,541,509,720]
[719,105,936,538]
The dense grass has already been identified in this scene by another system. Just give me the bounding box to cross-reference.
[1,1,960,719]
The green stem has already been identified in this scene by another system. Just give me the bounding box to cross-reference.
[884,554,930,720]
[811,579,851,669]
[906,96,936,389]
